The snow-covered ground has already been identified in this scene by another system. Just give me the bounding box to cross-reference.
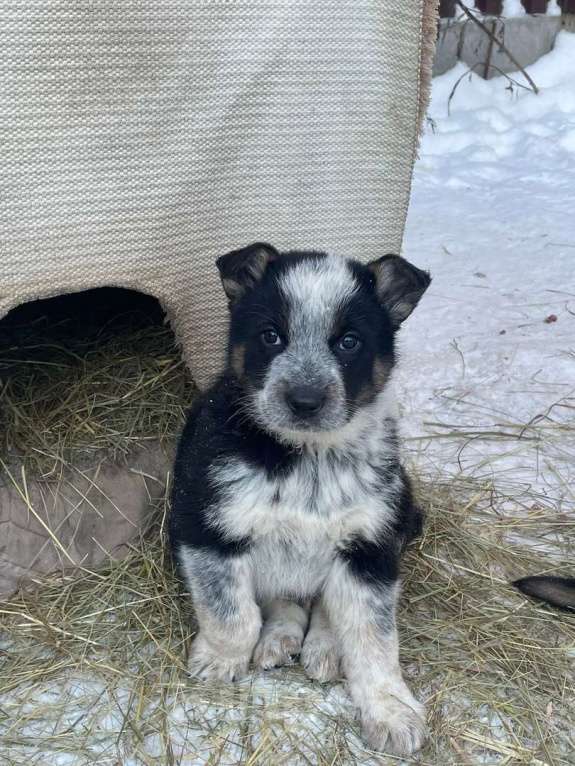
[399,31,575,507]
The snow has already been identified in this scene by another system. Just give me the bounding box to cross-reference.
[546,0,561,15]
[501,0,526,16]
[1,669,362,766]
[398,31,575,505]
[2,29,575,766]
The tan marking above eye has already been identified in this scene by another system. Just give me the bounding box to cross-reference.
[373,358,393,391]
[231,344,246,378]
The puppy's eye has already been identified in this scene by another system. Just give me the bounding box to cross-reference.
[261,329,282,347]
[337,333,361,353]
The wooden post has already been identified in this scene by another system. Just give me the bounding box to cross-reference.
[476,0,503,13]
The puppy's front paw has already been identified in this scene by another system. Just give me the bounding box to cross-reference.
[360,689,427,756]
[301,634,340,683]
[187,635,251,682]
[253,627,303,670]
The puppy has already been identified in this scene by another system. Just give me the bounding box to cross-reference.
[170,243,431,755]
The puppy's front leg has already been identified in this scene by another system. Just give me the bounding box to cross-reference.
[179,547,261,682]
[324,553,426,755]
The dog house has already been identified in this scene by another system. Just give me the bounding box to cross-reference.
[0,0,438,596]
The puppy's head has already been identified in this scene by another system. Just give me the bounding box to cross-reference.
[217,243,430,442]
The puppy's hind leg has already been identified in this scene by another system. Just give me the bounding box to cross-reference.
[179,547,261,682]
[301,599,340,683]
[253,599,309,670]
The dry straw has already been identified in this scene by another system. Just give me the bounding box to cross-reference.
[0,292,196,476]
[0,298,573,764]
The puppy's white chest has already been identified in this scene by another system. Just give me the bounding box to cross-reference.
[213,452,389,545]
[210,446,395,600]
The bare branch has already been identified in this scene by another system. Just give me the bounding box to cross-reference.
[455,0,539,95]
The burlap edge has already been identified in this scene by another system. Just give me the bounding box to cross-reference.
[418,0,440,138]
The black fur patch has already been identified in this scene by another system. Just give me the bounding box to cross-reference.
[170,375,300,558]
[330,268,396,405]
[339,535,400,586]
[337,470,423,586]
[226,268,290,391]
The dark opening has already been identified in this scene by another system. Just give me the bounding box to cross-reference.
[0,287,165,349]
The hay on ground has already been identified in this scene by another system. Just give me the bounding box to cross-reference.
[0,477,573,765]
[0,291,573,764]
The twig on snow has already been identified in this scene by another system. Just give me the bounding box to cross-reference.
[447,61,535,116]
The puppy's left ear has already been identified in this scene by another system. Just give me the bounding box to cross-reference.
[216,242,279,305]
[367,254,431,328]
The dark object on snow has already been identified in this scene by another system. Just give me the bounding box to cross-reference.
[513,576,575,611]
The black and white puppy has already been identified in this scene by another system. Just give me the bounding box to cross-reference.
[170,243,431,755]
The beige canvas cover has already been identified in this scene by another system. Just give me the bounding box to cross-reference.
[0,0,438,596]
[0,0,437,389]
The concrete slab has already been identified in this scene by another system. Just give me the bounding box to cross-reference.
[434,15,563,78]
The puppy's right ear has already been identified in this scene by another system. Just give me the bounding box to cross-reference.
[216,242,279,305]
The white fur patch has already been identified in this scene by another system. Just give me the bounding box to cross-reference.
[279,254,358,338]
[301,600,340,683]
[253,599,309,669]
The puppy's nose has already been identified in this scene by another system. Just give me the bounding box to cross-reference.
[285,386,326,417]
